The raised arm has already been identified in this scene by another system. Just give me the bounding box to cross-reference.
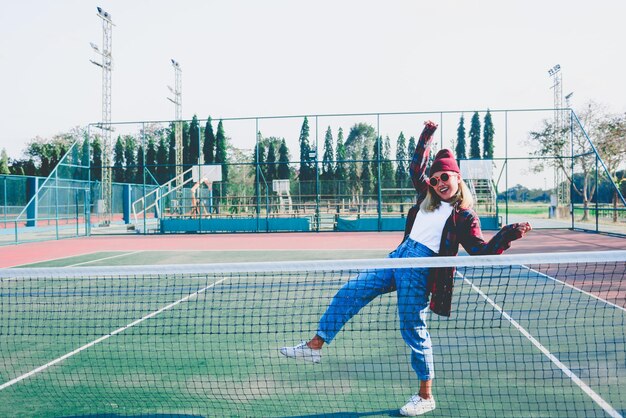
[410,121,438,201]
[460,216,532,255]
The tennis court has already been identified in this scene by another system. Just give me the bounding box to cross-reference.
[1,232,625,417]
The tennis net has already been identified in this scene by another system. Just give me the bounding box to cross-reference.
[1,250,625,417]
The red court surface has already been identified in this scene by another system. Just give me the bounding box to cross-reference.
[0,230,624,268]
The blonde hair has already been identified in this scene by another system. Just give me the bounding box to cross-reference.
[420,178,474,212]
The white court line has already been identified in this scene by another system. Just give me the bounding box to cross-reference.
[10,251,101,268]
[524,265,626,313]
[66,251,145,267]
[1,251,145,282]
[459,271,623,418]
[0,274,228,391]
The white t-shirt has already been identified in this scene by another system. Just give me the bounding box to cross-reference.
[408,201,453,253]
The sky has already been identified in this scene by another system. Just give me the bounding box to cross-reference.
[1,0,625,161]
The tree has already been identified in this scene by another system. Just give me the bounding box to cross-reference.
[298,117,313,185]
[395,132,408,188]
[455,115,467,160]
[345,123,376,151]
[26,134,73,176]
[145,136,157,179]
[189,115,201,166]
[113,136,125,183]
[156,135,169,184]
[277,139,291,180]
[345,123,376,201]
[91,136,103,181]
[81,134,90,169]
[596,111,626,221]
[348,148,360,203]
[527,102,606,221]
[321,126,334,181]
[335,127,347,185]
[372,136,383,193]
[135,144,144,184]
[361,146,372,198]
[215,120,228,182]
[469,112,481,159]
[483,110,495,159]
[10,158,37,176]
[0,149,9,174]
[373,135,395,192]
[124,135,137,183]
[168,123,177,180]
[182,121,191,181]
[253,132,267,186]
[204,117,216,164]
[266,140,277,183]
[381,135,395,188]
[407,136,416,161]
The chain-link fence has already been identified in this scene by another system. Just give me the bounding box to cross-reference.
[3,109,624,244]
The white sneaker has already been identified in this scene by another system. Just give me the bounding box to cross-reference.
[279,341,321,363]
[399,394,436,416]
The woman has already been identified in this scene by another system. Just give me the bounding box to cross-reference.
[280,120,531,416]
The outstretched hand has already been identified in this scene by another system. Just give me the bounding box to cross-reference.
[506,222,532,240]
[424,120,439,130]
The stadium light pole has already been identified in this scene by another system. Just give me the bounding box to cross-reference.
[167,59,183,204]
[90,6,114,226]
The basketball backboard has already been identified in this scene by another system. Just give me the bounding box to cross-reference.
[193,165,222,183]
[460,160,493,180]
[273,179,290,194]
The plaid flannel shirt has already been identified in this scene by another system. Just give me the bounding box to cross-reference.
[404,123,523,316]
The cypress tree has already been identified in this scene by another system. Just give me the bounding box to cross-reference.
[91,137,102,181]
[145,136,157,178]
[483,110,495,159]
[277,139,290,180]
[81,134,90,168]
[215,120,228,182]
[204,117,215,164]
[182,121,191,181]
[335,127,347,183]
[168,123,176,180]
[189,115,200,166]
[254,136,266,185]
[124,135,137,183]
[136,145,144,184]
[348,148,359,198]
[372,136,382,193]
[361,146,372,197]
[469,112,481,159]
[395,132,407,188]
[298,117,313,183]
[113,136,125,183]
[382,135,394,188]
[456,115,467,160]
[321,126,334,181]
[266,140,277,183]
[407,136,416,159]
[156,135,168,184]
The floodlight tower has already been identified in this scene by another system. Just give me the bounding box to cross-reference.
[548,64,563,129]
[90,6,114,225]
[167,59,183,196]
[548,64,569,207]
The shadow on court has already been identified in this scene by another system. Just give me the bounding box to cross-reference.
[64,415,204,418]
[281,409,400,418]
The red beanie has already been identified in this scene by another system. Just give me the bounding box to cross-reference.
[430,149,460,174]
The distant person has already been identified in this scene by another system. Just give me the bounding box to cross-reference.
[280,120,532,416]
